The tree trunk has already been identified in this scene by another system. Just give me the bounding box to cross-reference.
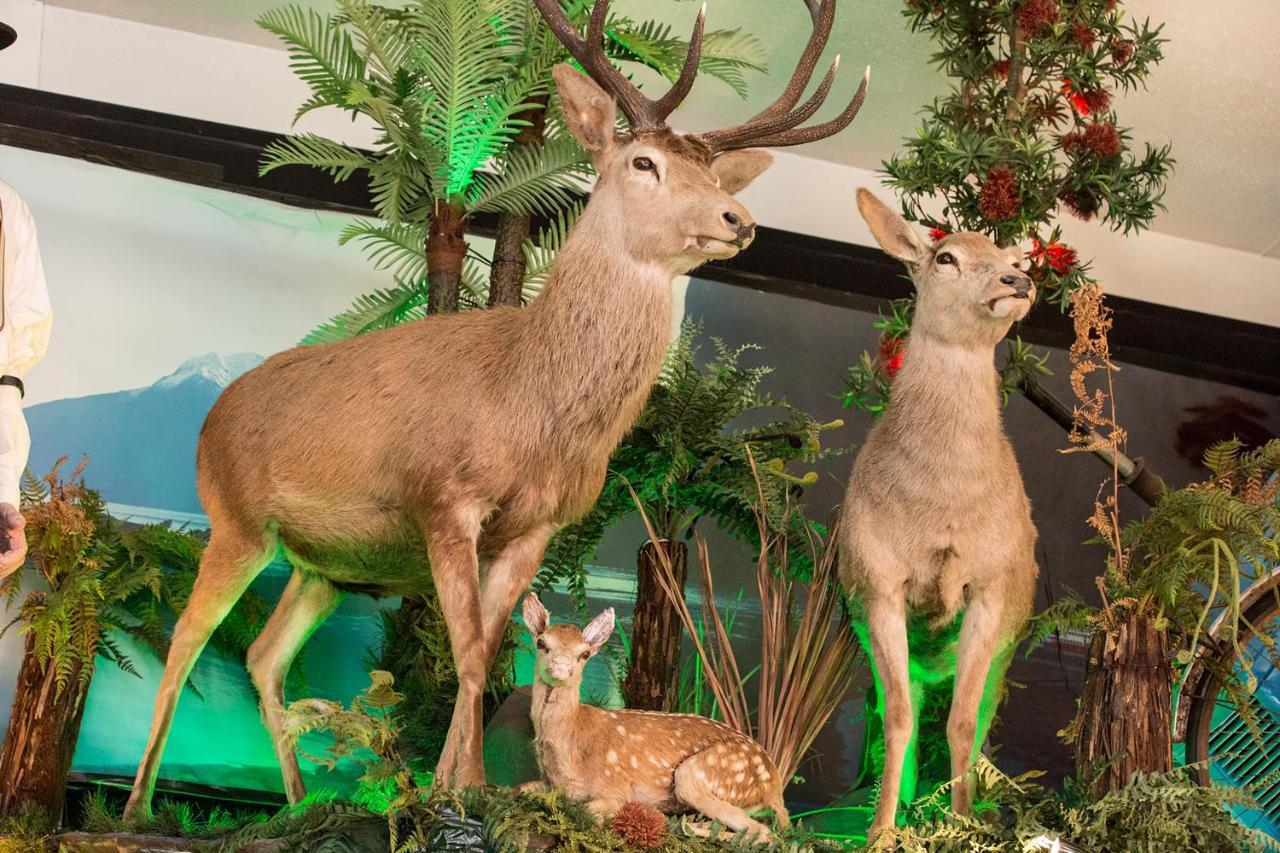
[1074,610,1172,795]
[426,200,468,315]
[0,631,92,821]
[623,539,688,712]
[488,96,548,309]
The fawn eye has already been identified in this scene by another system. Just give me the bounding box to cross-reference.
[579,651,590,661]
[632,156,656,173]
[936,251,956,266]
[536,639,547,652]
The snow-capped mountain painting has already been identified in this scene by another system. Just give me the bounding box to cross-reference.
[26,352,263,514]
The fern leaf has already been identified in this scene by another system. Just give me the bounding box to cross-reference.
[338,220,428,283]
[259,134,372,181]
[257,6,366,115]
[301,280,428,345]
[469,136,590,216]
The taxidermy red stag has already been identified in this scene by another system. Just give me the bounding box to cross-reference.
[841,190,1039,844]
[520,594,789,841]
[124,0,868,819]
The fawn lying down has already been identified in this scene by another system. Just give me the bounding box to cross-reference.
[521,593,790,841]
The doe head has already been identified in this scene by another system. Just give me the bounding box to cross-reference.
[522,592,615,688]
[856,189,1035,348]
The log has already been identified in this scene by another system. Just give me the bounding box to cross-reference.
[622,539,688,712]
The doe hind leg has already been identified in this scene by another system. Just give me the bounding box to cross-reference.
[246,567,343,804]
[673,750,773,843]
[947,590,1010,816]
[125,526,277,821]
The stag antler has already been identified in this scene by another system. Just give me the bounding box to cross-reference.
[699,0,869,152]
[531,0,706,135]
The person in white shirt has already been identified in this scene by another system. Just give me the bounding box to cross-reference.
[0,180,53,579]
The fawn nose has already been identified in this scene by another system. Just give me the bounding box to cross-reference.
[1001,274,1033,298]
[723,210,756,245]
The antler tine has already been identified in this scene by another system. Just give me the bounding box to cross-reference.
[732,65,869,150]
[743,0,836,126]
[653,4,706,122]
[701,55,839,151]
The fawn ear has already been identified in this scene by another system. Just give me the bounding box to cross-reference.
[554,64,616,165]
[582,608,615,651]
[522,593,549,636]
[856,188,926,266]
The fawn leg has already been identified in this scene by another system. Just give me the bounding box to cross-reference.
[865,592,911,844]
[246,568,343,804]
[426,505,487,789]
[673,754,773,842]
[947,590,1006,816]
[125,526,276,822]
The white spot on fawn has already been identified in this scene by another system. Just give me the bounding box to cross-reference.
[607,750,618,764]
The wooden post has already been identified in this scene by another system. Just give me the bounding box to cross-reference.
[623,539,688,712]
[0,630,92,821]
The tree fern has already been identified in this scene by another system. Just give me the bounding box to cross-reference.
[337,220,428,283]
[468,136,590,215]
[260,134,371,181]
[257,5,367,121]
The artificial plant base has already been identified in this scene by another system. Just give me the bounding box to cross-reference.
[623,539,689,712]
[1073,610,1173,794]
[0,631,92,822]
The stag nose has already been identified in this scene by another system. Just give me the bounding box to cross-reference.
[723,210,756,245]
[1001,273,1033,298]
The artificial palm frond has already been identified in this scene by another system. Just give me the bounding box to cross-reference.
[607,18,767,100]
[301,279,430,345]
[259,133,372,181]
[338,220,428,284]
[469,136,590,216]
[256,5,366,121]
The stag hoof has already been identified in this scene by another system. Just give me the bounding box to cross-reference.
[866,821,897,850]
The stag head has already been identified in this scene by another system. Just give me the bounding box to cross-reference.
[536,0,870,272]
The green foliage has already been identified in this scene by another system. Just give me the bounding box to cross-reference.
[2,461,269,700]
[840,0,1172,414]
[538,324,843,611]
[897,757,1275,852]
[0,803,52,853]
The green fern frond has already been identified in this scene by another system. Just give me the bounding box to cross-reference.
[301,279,429,345]
[257,5,366,117]
[338,220,427,283]
[469,136,590,216]
[259,134,372,181]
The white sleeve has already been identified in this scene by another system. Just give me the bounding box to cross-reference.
[0,388,28,507]
[4,194,53,377]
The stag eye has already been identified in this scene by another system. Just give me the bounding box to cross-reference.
[936,251,956,266]
[632,156,656,173]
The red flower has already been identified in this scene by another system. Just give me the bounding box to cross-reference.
[1061,80,1111,115]
[1018,0,1059,35]
[992,58,1011,79]
[979,167,1021,223]
[1062,122,1122,159]
[928,227,950,242]
[1030,238,1078,274]
[1072,23,1097,49]
[1082,88,1112,113]
[878,336,906,380]
[1059,188,1100,221]
[1110,38,1135,66]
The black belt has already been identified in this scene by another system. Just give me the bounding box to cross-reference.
[0,376,24,398]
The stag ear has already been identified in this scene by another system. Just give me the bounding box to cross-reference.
[581,608,615,651]
[711,150,773,195]
[856,188,926,265]
[554,64,616,163]
[522,593,550,636]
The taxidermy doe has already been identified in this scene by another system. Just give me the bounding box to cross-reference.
[521,594,789,841]
[840,190,1039,842]
[124,0,868,820]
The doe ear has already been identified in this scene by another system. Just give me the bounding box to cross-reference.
[581,607,615,651]
[553,64,616,163]
[711,150,774,195]
[856,188,926,265]
[522,593,550,636]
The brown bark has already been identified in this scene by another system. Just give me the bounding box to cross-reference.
[1073,610,1172,795]
[0,631,93,821]
[426,200,468,315]
[623,539,689,712]
[488,96,549,309]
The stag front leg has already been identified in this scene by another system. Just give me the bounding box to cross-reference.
[947,590,1007,816]
[425,505,487,789]
[866,591,911,846]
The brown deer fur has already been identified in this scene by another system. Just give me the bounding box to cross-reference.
[840,190,1039,843]
[521,594,788,842]
[123,66,773,820]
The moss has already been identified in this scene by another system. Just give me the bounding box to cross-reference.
[0,803,53,853]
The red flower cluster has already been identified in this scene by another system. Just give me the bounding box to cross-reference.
[1062,122,1122,159]
[928,227,950,242]
[878,335,906,380]
[1110,38,1135,66]
[1072,23,1097,49]
[610,802,666,849]
[1029,238,1078,274]
[1059,188,1100,221]
[979,167,1021,222]
[1061,80,1111,115]
[1018,0,1060,35]
[992,58,1011,79]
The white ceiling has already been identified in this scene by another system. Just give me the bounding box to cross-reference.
[46,0,1280,261]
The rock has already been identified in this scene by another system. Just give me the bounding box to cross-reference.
[483,685,540,788]
[54,832,220,853]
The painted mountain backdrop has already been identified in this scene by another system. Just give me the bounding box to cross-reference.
[27,353,263,513]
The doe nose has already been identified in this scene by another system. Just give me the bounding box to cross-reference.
[724,210,756,244]
[1001,273,1033,297]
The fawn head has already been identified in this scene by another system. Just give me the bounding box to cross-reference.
[857,189,1035,347]
[537,0,870,272]
[523,593,615,688]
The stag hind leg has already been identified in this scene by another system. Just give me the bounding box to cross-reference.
[865,592,912,846]
[947,590,1013,816]
[246,567,343,804]
[125,525,277,822]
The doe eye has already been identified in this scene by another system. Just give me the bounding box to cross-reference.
[936,251,956,266]
[632,156,655,172]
